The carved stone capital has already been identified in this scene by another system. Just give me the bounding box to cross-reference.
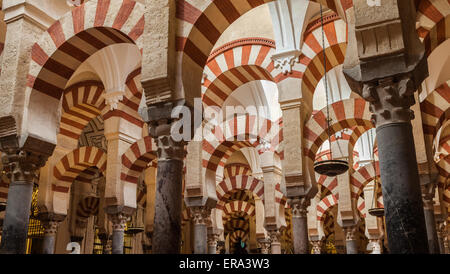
[368,238,382,254]
[420,182,436,210]
[190,206,211,226]
[289,197,309,218]
[436,222,447,239]
[66,0,85,7]
[207,233,220,247]
[268,230,281,244]
[42,220,60,236]
[1,149,45,183]
[257,238,271,254]
[343,226,358,242]
[108,212,130,232]
[311,240,323,254]
[272,50,300,75]
[103,91,125,110]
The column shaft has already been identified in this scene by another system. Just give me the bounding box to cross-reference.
[111,230,124,254]
[423,207,439,254]
[0,181,33,254]
[194,223,207,254]
[152,159,183,253]
[378,123,429,253]
[291,214,308,253]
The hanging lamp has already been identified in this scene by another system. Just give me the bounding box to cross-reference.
[313,5,349,177]
[367,130,385,217]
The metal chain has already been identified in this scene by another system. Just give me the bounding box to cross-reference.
[320,5,332,159]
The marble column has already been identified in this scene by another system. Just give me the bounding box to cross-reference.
[41,220,60,254]
[191,206,209,254]
[343,226,358,254]
[0,150,43,254]
[268,230,281,254]
[207,233,219,254]
[257,238,271,254]
[108,212,129,254]
[343,0,429,254]
[147,102,186,254]
[290,198,309,254]
[421,186,439,254]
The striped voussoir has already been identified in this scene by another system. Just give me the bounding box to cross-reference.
[224,163,252,178]
[225,217,250,233]
[304,98,373,164]
[350,162,380,199]
[317,175,339,196]
[53,146,107,193]
[222,200,256,220]
[28,0,145,102]
[357,196,366,218]
[177,0,351,102]
[202,38,276,108]
[316,194,338,221]
[103,68,145,128]
[229,229,248,243]
[421,80,450,139]
[275,182,287,206]
[203,115,282,174]
[299,18,347,102]
[60,81,106,142]
[216,175,264,210]
[416,0,450,56]
[76,195,100,219]
[121,136,157,185]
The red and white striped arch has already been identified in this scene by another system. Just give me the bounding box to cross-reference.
[317,175,339,197]
[350,162,380,199]
[177,0,352,101]
[357,196,366,218]
[28,0,144,101]
[76,196,100,219]
[60,81,106,143]
[121,136,157,185]
[202,38,277,108]
[229,229,249,243]
[304,98,373,163]
[421,80,450,139]
[224,163,252,178]
[53,146,107,193]
[203,115,282,175]
[416,0,450,56]
[299,18,347,103]
[222,200,256,220]
[316,193,338,221]
[216,175,264,210]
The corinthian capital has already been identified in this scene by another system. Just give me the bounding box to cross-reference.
[190,206,211,226]
[343,226,358,241]
[1,149,46,183]
[289,197,309,218]
[108,212,131,232]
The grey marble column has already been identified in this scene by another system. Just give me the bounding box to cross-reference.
[191,206,209,254]
[290,198,309,254]
[41,220,59,254]
[108,212,129,254]
[344,226,358,254]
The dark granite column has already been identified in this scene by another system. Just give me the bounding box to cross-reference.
[108,212,129,254]
[343,226,358,254]
[421,187,439,254]
[191,206,209,254]
[0,150,44,254]
[146,101,187,254]
[343,0,429,254]
[290,198,309,254]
